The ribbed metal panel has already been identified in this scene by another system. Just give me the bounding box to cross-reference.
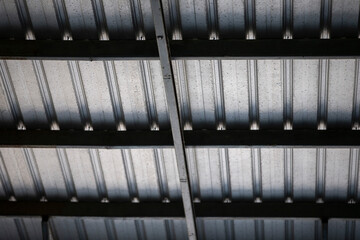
[50,217,188,240]
[3,59,359,131]
[197,218,322,240]
[0,148,181,202]
[0,217,42,240]
[172,59,360,130]
[1,0,360,40]
[185,147,359,202]
[1,217,360,240]
[0,59,169,130]
[0,147,357,203]
[328,219,360,240]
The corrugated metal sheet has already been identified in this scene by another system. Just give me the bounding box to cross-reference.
[197,218,322,240]
[0,147,181,202]
[0,147,358,203]
[1,217,360,240]
[1,59,360,131]
[329,219,360,240]
[0,59,169,130]
[1,0,359,40]
[50,217,187,240]
[0,217,42,240]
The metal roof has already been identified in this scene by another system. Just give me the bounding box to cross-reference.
[0,0,360,239]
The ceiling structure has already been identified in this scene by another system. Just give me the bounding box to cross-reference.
[0,0,360,239]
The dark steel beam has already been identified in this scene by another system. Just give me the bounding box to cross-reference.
[150,0,197,239]
[0,202,359,220]
[195,203,360,220]
[1,130,360,148]
[1,39,360,60]
[0,202,184,217]
[0,130,173,148]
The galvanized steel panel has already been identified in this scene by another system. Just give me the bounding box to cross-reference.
[0,59,168,131]
[197,218,321,240]
[0,147,180,202]
[328,219,360,240]
[0,217,42,240]
[50,217,187,240]
[0,0,360,40]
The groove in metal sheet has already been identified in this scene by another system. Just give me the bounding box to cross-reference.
[282,59,293,130]
[316,148,326,201]
[104,219,117,240]
[255,219,264,240]
[14,218,29,240]
[251,148,262,201]
[245,0,256,39]
[15,0,35,40]
[130,0,145,40]
[224,219,235,240]
[212,60,226,130]
[121,149,139,201]
[104,61,126,131]
[219,148,231,201]
[247,60,259,130]
[91,0,109,40]
[352,60,360,129]
[320,0,332,39]
[317,59,329,130]
[135,219,146,240]
[284,148,294,201]
[0,152,14,199]
[282,0,293,39]
[167,0,182,39]
[140,60,159,130]
[174,60,192,130]
[164,219,175,240]
[75,218,87,240]
[89,149,107,201]
[32,60,59,130]
[285,220,294,240]
[68,61,92,130]
[23,148,45,200]
[187,148,200,201]
[348,149,359,202]
[205,0,219,39]
[52,0,72,40]
[154,149,170,201]
[0,60,24,129]
[56,148,77,200]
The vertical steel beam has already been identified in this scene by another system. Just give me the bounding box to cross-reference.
[149,0,197,239]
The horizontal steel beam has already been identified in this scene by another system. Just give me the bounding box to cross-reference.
[0,201,359,220]
[1,130,360,148]
[1,39,360,60]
